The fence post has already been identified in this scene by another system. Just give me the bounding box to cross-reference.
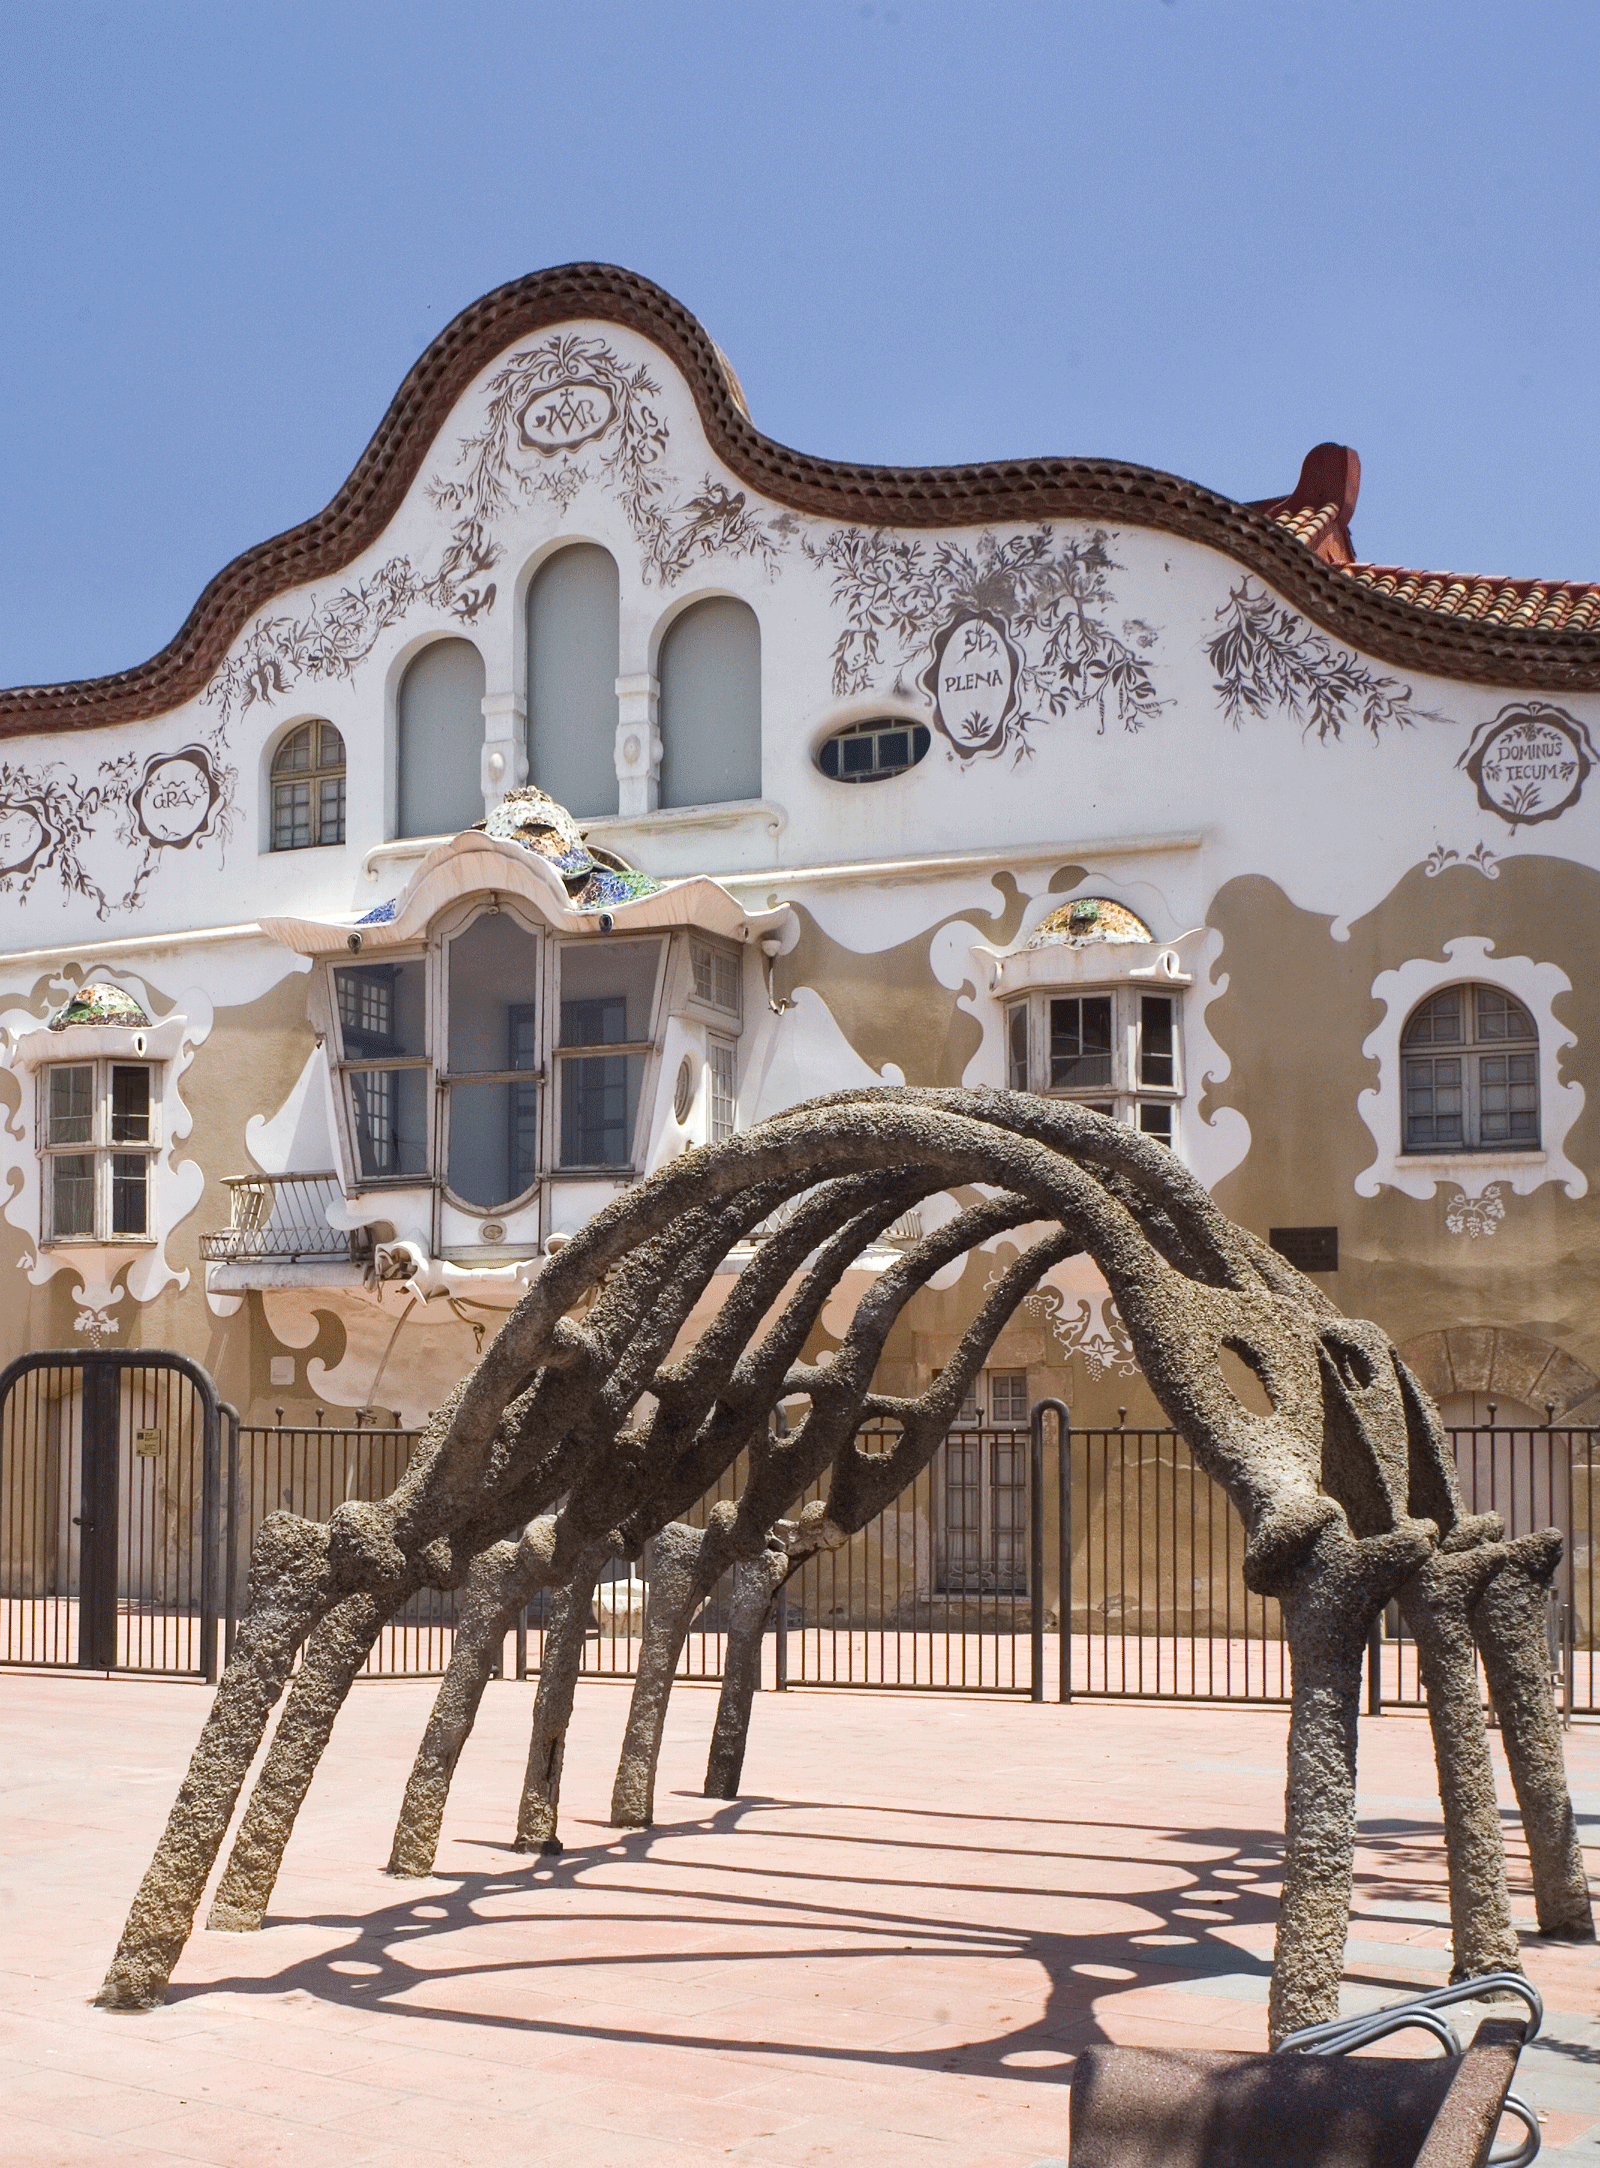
[222,1404,240,1666]
[1030,1400,1072,1706]
[77,1355,120,1670]
[198,1395,225,1686]
[775,1581,788,1690]
[1366,1621,1382,1716]
[1030,1418,1044,1701]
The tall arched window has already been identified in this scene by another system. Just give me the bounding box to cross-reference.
[396,638,485,839]
[657,597,761,809]
[270,722,345,849]
[526,544,620,817]
[1402,984,1539,1152]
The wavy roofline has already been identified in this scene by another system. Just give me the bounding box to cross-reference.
[4,260,1599,739]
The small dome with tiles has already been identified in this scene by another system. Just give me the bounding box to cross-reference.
[48,984,152,1031]
[1026,897,1153,949]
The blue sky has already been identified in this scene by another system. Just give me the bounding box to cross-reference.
[3,0,1597,688]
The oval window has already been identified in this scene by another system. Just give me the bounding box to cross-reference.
[817,717,930,784]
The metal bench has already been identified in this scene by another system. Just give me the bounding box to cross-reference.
[1068,1974,1542,2168]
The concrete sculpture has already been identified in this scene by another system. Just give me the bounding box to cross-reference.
[98,1089,1592,2040]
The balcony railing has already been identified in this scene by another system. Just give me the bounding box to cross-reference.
[200,1174,372,1265]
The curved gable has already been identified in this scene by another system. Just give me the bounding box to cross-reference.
[7,262,1600,741]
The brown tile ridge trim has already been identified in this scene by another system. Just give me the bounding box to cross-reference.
[6,260,1600,741]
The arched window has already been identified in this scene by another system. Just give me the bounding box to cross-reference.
[1402,984,1539,1152]
[526,544,620,817]
[396,638,485,839]
[657,598,761,809]
[270,722,345,850]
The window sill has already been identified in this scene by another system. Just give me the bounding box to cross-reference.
[41,1235,158,1250]
[1395,1150,1546,1170]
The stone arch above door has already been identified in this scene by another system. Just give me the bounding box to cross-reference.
[1399,1325,1600,1423]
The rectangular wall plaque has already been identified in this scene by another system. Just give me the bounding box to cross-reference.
[134,1427,163,1457]
[1269,1226,1339,1274]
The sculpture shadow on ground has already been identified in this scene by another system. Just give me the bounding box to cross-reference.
[160,1793,1503,2081]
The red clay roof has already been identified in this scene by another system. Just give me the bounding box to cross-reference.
[3,265,1599,739]
[1253,440,1600,632]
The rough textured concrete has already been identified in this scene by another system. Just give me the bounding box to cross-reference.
[96,1089,1595,2028]
[12,1676,1599,2168]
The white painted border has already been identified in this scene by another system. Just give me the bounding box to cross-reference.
[1355,936,1585,1200]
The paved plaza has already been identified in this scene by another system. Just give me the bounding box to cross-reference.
[3,1669,1597,2166]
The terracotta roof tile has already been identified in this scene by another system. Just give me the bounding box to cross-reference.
[1339,558,1600,634]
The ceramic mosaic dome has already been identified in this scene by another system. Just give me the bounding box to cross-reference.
[48,984,151,1030]
[1026,897,1153,948]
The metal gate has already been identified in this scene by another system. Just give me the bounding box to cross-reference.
[0,1350,224,1678]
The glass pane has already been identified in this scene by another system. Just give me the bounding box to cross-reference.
[1007,1005,1028,1091]
[1404,1055,1463,1149]
[943,1439,983,1589]
[560,940,660,1046]
[272,723,312,774]
[714,951,741,1013]
[989,1372,1028,1425]
[559,1052,642,1167]
[447,912,540,1075]
[110,1065,150,1143]
[710,1042,736,1144]
[50,1154,93,1237]
[1138,1102,1173,1145]
[448,1079,538,1208]
[273,779,312,850]
[1478,1052,1540,1145]
[691,942,714,1001]
[335,961,426,1059]
[319,722,346,767]
[1403,988,1463,1046]
[111,1154,148,1235]
[991,1438,1028,1591]
[1475,987,1536,1043]
[47,1066,93,1146]
[1139,996,1174,1087]
[319,773,346,846]
[1049,995,1113,1089]
[349,1067,430,1178]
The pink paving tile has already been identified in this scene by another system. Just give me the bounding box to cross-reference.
[2,2115,202,2168]
[6,1673,1597,2168]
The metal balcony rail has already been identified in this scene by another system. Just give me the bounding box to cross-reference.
[199,1174,372,1264]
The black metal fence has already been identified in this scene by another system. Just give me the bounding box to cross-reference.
[4,1362,1595,1716]
[0,1351,222,1677]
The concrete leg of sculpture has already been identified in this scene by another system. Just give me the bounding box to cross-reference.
[705,1552,789,1800]
[97,1515,332,2009]
[1397,1548,1522,1980]
[516,1558,605,1852]
[1471,1531,1596,1941]
[389,1544,522,1878]
[1268,1522,1429,2045]
[208,1590,396,1930]
[612,1523,714,1828]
